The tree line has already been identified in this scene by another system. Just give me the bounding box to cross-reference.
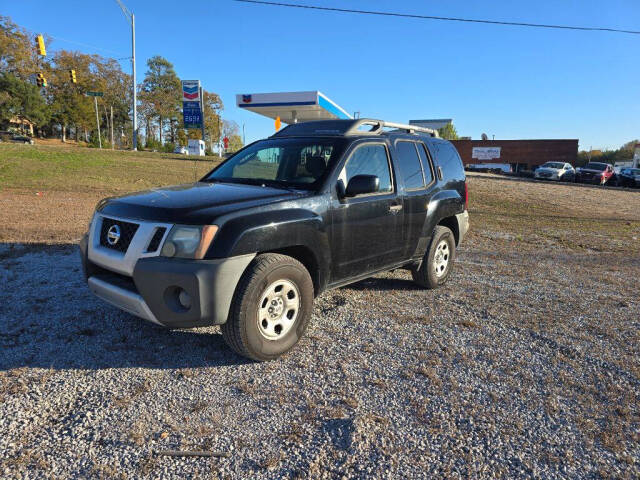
[0,16,242,151]
[576,140,639,166]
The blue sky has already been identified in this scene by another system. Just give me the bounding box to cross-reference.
[5,0,639,149]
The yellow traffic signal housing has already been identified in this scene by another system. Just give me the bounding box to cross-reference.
[69,69,77,83]
[36,73,47,87]
[36,35,46,56]
[275,116,281,131]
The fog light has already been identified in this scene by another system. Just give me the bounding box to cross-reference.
[161,241,176,257]
[178,289,191,309]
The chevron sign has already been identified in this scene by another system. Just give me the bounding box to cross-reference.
[182,80,200,101]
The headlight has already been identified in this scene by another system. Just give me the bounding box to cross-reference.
[161,225,218,259]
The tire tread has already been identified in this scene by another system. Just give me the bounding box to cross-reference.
[221,253,309,361]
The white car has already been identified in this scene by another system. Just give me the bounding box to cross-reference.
[173,146,189,155]
[534,162,575,181]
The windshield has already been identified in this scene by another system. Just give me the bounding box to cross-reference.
[204,138,347,189]
[542,162,565,169]
[628,169,640,175]
[584,163,607,171]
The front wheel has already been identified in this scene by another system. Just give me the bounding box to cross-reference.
[221,253,314,361]
[411,226,456,289]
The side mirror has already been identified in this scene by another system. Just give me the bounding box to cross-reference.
[344,175,379,197]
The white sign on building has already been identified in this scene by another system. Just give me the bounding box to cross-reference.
[472,147,501,160]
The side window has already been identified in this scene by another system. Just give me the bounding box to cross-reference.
[395,141,425,190]
[339,144,393,194]
[418,143,434,185]
[434,142,465,179]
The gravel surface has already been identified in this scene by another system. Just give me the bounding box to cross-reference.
[1,177,639,479]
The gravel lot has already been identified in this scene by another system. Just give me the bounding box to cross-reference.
[1,177,639,479]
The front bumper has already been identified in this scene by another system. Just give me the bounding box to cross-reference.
[80,225,255,328]
[88,275,161,325]
[535,172,559,180]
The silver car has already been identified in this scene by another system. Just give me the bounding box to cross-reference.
[534,162,575,181]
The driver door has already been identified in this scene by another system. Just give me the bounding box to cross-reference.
[329,142,404,283]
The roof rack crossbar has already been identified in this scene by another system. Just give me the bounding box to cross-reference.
[382,121,439,137]
[343,118,439,137]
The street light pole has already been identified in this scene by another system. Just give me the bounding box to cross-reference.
[131,13,137,150]
[115,0,137,150]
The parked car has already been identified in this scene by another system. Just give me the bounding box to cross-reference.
[534,162,575,181]
[616,168,640,188]
[575,162,614,185]
[173,146,189,155]
[80,118,470,361]
[0,131,33,144]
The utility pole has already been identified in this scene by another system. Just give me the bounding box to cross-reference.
[218,115,222,156]
[199,86,205,147]
[110,106,114,149]
[115,0,137,150]
[94,96,102,149]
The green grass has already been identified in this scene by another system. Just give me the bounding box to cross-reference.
[0,144,222,194]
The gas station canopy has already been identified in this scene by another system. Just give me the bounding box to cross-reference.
[236,91,352,124]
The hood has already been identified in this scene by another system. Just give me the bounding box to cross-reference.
[97,182,310,224]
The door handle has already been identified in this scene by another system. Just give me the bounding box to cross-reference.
[389,204,403,213]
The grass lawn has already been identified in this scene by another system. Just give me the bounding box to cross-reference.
[0,143,221,194]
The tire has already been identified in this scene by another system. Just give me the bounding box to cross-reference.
[221,253,314,361]
[411,226,456,289]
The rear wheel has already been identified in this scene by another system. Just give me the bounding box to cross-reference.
[411,226,456,289]
[221,253,314,361]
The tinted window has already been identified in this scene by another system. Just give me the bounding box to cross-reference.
[418,144,434,184]
[339,144,393,193]
[395,141,425,189]
[433,142,465,180]
[584,163,607,171]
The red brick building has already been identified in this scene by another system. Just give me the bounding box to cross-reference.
[450,139,578,171]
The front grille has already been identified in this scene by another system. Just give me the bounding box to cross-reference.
[99,217,139,253]
[146,227,166,252]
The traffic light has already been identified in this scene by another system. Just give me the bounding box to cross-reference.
[69,69,77,83]
[36,73,47,87]
[35,35,46,56]
[275,116,281,131]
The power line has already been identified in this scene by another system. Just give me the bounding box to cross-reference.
[233,0,640,36]
[47,35,126,56]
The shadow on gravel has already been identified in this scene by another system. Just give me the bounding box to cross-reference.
[0,243,250,371]
[344,276,420,292]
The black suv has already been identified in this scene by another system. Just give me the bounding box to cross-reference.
[80,119,469,360]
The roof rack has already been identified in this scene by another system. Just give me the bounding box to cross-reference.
[346,119,439,137]
[271,118,439,138]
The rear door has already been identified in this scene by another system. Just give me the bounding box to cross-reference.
[329,141,405,282]
[392,140,438,258]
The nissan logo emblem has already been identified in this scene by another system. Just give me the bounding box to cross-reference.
[107,224,121,245]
